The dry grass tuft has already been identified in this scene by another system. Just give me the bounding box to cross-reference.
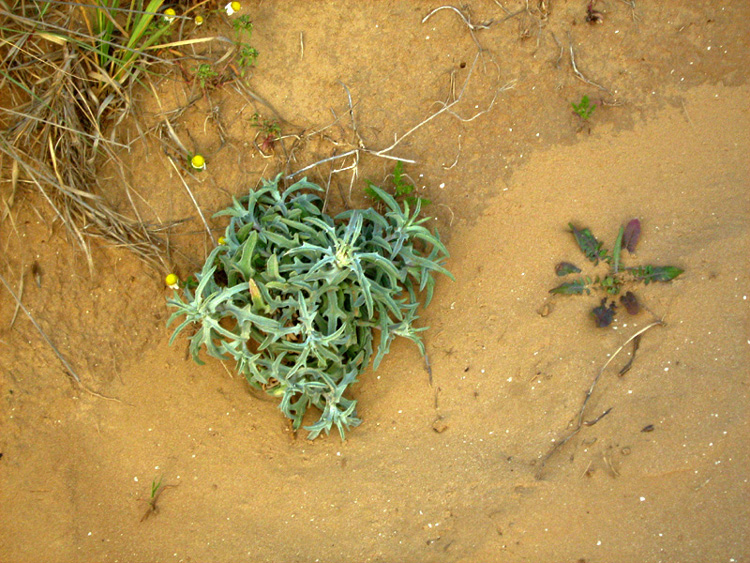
[0,0,186,269]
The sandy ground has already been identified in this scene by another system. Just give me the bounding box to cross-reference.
[1,1,749,562]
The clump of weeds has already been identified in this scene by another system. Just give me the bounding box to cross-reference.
[178,13,259,96]
[549,219,684,327]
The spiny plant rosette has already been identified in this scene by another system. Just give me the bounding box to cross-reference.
[549,219,683,327]
[167,176,451,439]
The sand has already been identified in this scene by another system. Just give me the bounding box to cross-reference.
[1,2,748,562]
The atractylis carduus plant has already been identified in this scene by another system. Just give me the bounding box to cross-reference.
[549,219,683,327]
[167,175,452,439]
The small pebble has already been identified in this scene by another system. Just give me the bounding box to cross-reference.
[432,417,448,434]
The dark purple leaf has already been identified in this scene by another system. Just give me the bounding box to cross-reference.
[620,291,640,315]
[592,298,616,327]
[555,262,582,276]
[622,219,641,253]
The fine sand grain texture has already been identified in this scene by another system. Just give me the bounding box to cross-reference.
[1,1,748,562]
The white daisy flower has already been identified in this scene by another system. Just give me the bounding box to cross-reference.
[224,1,241,16]
[165,273,180,290]
[190,154,206,170]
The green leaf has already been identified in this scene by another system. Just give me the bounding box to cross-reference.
[599,274,622,295]
[569,223,608,265]
[392,161,415,197]
[572,95,595,120]
[234,231,257,280]
[630,265,684,284]
[549,278,591,295]
[612,225,624,273]
[405,196,430,207]
[364,183,383,203]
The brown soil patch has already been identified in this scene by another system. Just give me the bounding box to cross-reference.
[1,2,749,562]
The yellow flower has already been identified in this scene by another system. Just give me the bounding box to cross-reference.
[224,1,241,15]
[163,8,176,23]
[217,236,226,245]
[194,15,204,25]
[190,154,206,170]
[165,273,179,289]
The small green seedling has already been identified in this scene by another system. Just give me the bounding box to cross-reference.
[195,63,218,89]
[232,15,259,75]
[249,113,281,152]
[365,161,431,209]
[140,475,176,522]
[250,113,281,136]
[238,44,259,70]
[549,219,683,327]
[233,14,253,34]
[572,94,596,121]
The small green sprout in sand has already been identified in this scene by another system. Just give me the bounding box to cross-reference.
[572,94,596,121]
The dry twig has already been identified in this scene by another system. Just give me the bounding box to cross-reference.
[166,156,216,245]
[535,321,664,479]
[0,271,81,382]
[287,8,514,185]
[568,34,611,94]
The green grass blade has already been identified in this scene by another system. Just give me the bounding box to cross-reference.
[612,225,623,273]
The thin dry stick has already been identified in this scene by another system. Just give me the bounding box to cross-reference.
[286,149,358,179]
[422,5,495,31]
[339,81,364,149]
[442,78,514,123]
[492,1,511,15]
[617,0,639,22]
[166,157,216,245]
[375,50,489,157]
[0,271,81,382]
[9,269,23,328]
[680,100,695,129]
[442,134,462,170]
[437,203,455,226]
[536,320,664,478]
[550,30,564,68]
[422,5,494,51]
[568,36,611,93]
[290,12,509,180]
[219,361,234,379]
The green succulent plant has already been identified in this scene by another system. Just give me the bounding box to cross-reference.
[167,175,452,439]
